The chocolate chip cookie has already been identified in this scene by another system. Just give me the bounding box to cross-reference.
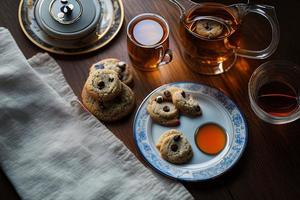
[146,92,180,126]
[82,82,135,122]
[171,87,202,116]
[195,19,223,39]
[90,58,134,86]
[157,130,193,164]
[85,69,122,102]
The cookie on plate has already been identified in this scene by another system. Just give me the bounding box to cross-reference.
[85,69,122,102]
[158,129,193,164]
[171,87,202,116]
[82,82,135,122]
[90,58,134,86]
[156,129,183,150]
[195,19,223,39]
[146,93,180,126]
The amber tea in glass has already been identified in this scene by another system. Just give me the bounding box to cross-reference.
[257,81,298,117]
[249,61,300,124]
[127,13,172,71]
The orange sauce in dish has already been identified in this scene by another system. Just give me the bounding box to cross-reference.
[195,123,227,155]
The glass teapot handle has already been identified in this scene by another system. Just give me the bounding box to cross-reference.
[168,0,196,20]
[234,4,280,59]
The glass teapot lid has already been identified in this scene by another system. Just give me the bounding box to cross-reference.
[34,0,101,39]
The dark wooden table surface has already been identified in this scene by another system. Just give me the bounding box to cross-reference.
[1,0,300,199]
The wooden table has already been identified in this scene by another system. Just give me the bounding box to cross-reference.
[1,0,300,199]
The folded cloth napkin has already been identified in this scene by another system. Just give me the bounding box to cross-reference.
[0,28,193,200]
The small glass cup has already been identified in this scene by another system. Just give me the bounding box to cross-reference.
[127,13,173,71]
[248,61,300,124]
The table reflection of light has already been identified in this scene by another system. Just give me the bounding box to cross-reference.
[227,75,238,89]
[226,58,250,90]
[235,58,250,75]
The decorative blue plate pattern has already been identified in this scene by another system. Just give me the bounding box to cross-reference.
[133,82,248,181]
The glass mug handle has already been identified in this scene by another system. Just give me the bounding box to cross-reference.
[235,4,280,59]
[156,45,173,66]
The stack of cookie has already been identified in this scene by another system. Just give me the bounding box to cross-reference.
[89,58,134,87]
[81,59,135,122]
[147,87,202,126]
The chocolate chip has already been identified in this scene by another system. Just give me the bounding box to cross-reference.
[108,77,114,82]
[164,90,171,97]
[95,64,105,69]
[171,144,178,152]
[98,81,105,89]
[117,61,126,72]
[155,96,163,103]
[163,106,170,112]
[205,22,211,30]
[194,105,201,112]
[99,103,105,110]
[173,135,181,142]
[181,91,186,98]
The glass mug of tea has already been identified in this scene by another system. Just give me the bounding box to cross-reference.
[127,13,173,71]
[169,0,280,75]
[248,61,300,124]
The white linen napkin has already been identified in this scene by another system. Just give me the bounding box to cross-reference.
[0,28,193,200]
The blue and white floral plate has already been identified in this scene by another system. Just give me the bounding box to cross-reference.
[133,82,247,181]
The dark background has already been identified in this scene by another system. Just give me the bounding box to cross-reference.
[0,0,300,199]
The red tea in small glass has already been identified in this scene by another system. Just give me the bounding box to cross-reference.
[257,81,299,117]
[127,13,172,71]
[248,61,300,124]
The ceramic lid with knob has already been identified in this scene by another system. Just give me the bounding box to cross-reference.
[34,0,101,40]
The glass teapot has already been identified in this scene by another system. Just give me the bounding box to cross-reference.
[168,0,280,75]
